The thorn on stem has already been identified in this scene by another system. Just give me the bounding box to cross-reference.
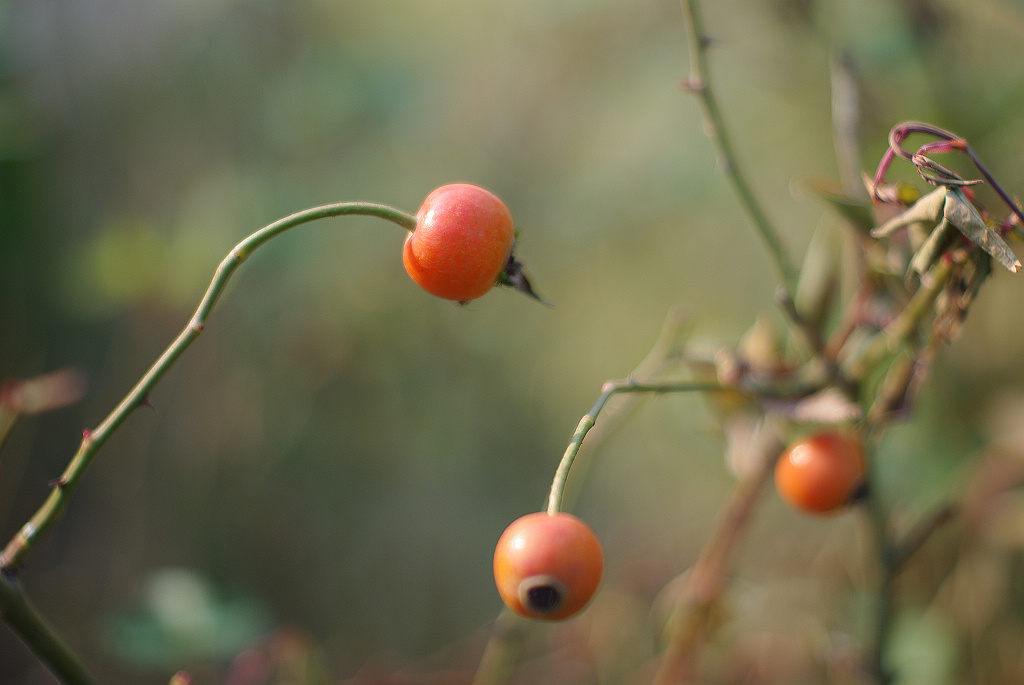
[678,78,705,93]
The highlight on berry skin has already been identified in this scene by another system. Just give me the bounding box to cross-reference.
[492,511,604,621]
[773,430,867,516]
[403,183,516,302]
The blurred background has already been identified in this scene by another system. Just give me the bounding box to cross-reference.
[4,0,1024,683]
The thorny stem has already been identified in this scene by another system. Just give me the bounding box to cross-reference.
[0,572,101,685]
[546,380,722,515]
[680,0,798,291]
[1,202,416,573]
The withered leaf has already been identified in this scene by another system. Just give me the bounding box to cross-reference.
[944,188,1021,273]
[871,187,946,238]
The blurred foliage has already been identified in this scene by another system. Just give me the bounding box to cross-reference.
[3,0,1024,683]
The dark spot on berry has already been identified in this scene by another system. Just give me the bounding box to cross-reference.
[520,575,566,614]
[527,585,561,612]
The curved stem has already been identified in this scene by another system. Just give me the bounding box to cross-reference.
[877,121,1024,226]
[0,202,416,572]
[0,572,100,685]
[546,380,722,515]
[680,0,797,290]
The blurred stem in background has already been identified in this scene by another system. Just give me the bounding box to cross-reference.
[680,0,797,291]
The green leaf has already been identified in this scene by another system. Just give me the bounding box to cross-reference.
[944,188,1021,273]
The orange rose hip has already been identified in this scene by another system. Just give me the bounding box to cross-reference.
[493,511,603,620]
[403,184,515,302]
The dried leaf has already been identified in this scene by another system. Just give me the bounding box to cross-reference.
[944,188,1021,273]
[871,187,946,238]
[910,218,956,276]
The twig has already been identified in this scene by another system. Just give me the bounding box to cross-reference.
[652,419,782,685]
[0,201,415,572]
[0,571,100,685]
[680,0,797,290]
[830,51,865,199]
[546,379,722,515]
[873,121,1024,226]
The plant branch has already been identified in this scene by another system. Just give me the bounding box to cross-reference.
[546,379,722,515]
[0,571,101,685]
[680,0,797,290]
[0,202,416,572]
[652,419,782,685]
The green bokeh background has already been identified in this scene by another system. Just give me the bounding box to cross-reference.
[4,1,1024,683]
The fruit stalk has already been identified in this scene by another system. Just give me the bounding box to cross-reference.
[0,202,415,572]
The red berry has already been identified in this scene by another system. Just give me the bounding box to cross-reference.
[492,512,603,621]
[774,431,866,515]
[403,184,515,302]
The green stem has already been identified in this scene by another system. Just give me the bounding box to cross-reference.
[0,202,416,572]
[0,572,101,685]
[681,0,798,291]
[546,380,721,515]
